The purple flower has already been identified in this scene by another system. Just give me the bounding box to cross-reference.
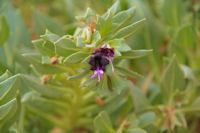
[89,54,109,82]
[89,45,115,82]
[92,45,115,72]
[92,45,115,59]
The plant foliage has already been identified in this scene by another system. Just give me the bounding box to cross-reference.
[0,0,200,133]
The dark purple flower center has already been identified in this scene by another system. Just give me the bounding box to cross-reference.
[89,54,109,82]
[89,45,115,82]
[89,54,109,71]
[92,47,114,58]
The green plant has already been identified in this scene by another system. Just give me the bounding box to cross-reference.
[0,1,153,132]
[0,0,200,133]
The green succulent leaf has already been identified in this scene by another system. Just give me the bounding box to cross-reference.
[97,15,113,39]
[0,16,9,46]
[107,39,131,52]
[98,74,109,96]
[129,83,150,112]
[40,30,60,43]
[110,73,128,94]
[0,74,20,105]
[161,56,185,100]
[0,62,7,76]
[23,53,71,74]
[112,7,136,30]
[64,51,90,64]
[116,49,152,59]
[32,39,55,56]
[0,99,17,121]
[126,128,147,133]
[24,92,67,113]
[0,70,11,83]
[109,1,120,12]
[138,112,156,127]
[115,66,143,79]
[94,111,115,133]
[22,75,67,98]
[80,78,97,89]
[26,104,67,129]
[68,69,90,80]
[91,31,101,44]
[76,37,86,47]
[7,129,19,133]
[76,7,96,22]
[0,99,18,132]
[103,1,120,18]
[113,19,146,39]
[55,37,79,57]
[176,25,195,47]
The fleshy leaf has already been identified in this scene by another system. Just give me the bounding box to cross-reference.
[113,19,146,39]
[103,1,120,18]
[176,25,195,47]
[23,53,71,74]
[32,39,55,56]
[116,49,152,59]
[64,51,89,64]
[161,56,185,101]
[0,74,20,105]
[113,7,136,29]
[94,111,115,133]
[40,30,60,43]
[0,16,9,46]
[0,99,18,132]
[55,37,78,57]
[107,39,131,52]
[129,83,150,112]
[22,75,67,98]
[138,112,156,127]
[115,66,143,79]
[126,128,147,133]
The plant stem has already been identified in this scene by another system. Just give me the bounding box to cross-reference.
[18,104,25,133]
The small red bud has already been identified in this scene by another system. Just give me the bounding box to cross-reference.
[51,56,58,65]
[42,75,51,84]
[95,97,105,106]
